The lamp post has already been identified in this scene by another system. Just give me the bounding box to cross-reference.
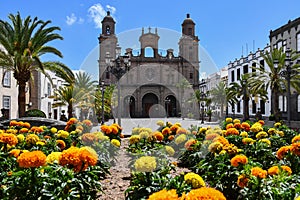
[99,81,105,125]
[105,53,130,126]
[165,97,171,118]
[200,92,206,124]
[274,48,298,125]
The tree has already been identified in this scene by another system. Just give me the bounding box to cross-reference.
[0,12,64,117]
[249,47,300,121]
[94,85,115,122]
[210,82,227,119]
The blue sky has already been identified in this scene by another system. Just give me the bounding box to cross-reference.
[1,0,300,77]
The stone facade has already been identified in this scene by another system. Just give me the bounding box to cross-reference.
[98,12,200,118]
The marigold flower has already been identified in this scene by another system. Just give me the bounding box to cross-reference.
[0,133,18,146]
[6,129,18,134]
[213,136,229,146]
[274,122,281,127]
[176,127,187,134]
[46,152,62,164]
[241,122,250,131]
[230,154,248,167]
[256,131,268,139]
[56,140,66,150]
[225,128,239,136]
[234,123,242,129]
[111,139,121,147]
[165,146,175,156]
[225,117,233,123]
[198,127,207,134]
[277,130,284,137]
[237,174,249,188]
[240,131,248,138]
[81,133,99,145]
[226,123,234,130]
[162,127,172,135]
[205,133,220,141]
[276,145,291,160]
[110,125,119,134]
[290,142,300,156]
[156,120,165,127]
[268,165,292,176]
[292,135,300,144]
[129,135,140,144]
[26,134,40,145]
[19,128,29,134]
[250,122,263,133]
[251,167,267,178]
[148,189,178,200]
[30,126,44,134]
[184,172,205,188]
[78,147,98,171]
[208,141,223,153]
[268,128,276,135]
[153,131,164,141]
[36,141,46,146]
[258,120,265,125]
[50,127,57,134]
[101,125,112,134]
[17,150,47,168]
[175,134,187,145]
[184,139,197,150]
[10,120,19,126]
[168,135,175,141]
[82,119,93,127]
[134,156,156,172]
[57,130,69,138]
[9,149,22,158]
[242,137,256,145]
[67,118,78,125]
[233,119,240,124]
[183,187,226,200]
[259,138,271,146]
[139,131,149,139]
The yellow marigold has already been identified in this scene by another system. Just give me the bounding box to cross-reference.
[233,119,240,124]
[290,142,300,156]
[256,131,268,139]
[165,146,175,156]
[292,135,300,144]
[16,134,25,142]
[237,174,249,188]
[208,142,223,153]
[36,141,45,146]
[101,125,112,134]
[6,129,18,134]
[176,127,188,134]
[134,156,156,172]
[242,137,256,145]
[226,117,233,123]
[81,133,99,145]
[241,122,251,131]
[9,149,22,158]
[50,127,57,134]
[131,127,140,135]
[205,133,220,141]
[111,139,121,147]
[56,140,66,150]
[251,167,267,178]
[230,154,248,167]
[67,118,78,125]
[57,130,69,138]
[153,131,164,141]
[224,143,240,155]
[46,152,62,164]
[162,127,172,135]
[0,133,18,146]
[259,138,271,146]
[25,134,40,145]
[226,123,234,130]
[240,131,248,138]
[268,128,276,135]
[30,126,44,134]
[277,130,284,137]
[174,134,187,145]
[225,128,239,136]
[250,123,263,133]
[110,125,119,134]
[139,127,153,134]
[198,127,207,134]
[276,146,291,160]
[156,120,165,127]
[129,135,140,145]
[139,131,149,139]
[274,122,281,128]
[148,189,178,200]
[184,172,205,188]
[268,165,292,176]
[17,150,46,168]
[19,128,29,134]
[183,187,226,200]
[184,139,197,150]
[213,136,229,146]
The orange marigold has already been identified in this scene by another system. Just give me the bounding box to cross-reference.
[9,149,22,158]
[251,167,267,178]
[258,120,265,125]
[176,127,188,134]
[230,154,248,167]
[237,174,249,188]
[168,135,175,141]
[290,142,300,156]
[56,140,66,150]
[82,119,93,127]
[268,165,292,176]
[81,133,99,145]
[276,146,291,160]
[17,150,46,168]
[67,118,78,125]
[226,123,234,130]
[225,128,239,136]
[23,122,31,129]
[147,189,178,200]
[9,120,19,126]
[205,133,220,141]
[153,131,164,141]
[292,135,300,144]
[162,127,172,135]
[241,122,251,131]
[30,126,44,134]
[19,128,29,134]
[184,139,197,150]
[170,125,179,133]
[0,133,18,146]
[234,123,242,129]
[110,125,119,134]
[213,136,229,146]
[101,125,112,134]
[183,187,226,200]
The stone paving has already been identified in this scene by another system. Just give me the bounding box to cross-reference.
[91,117,220,135]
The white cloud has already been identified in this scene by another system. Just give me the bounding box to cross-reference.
[88,3,116,29]
[66,13,77,26]
[78,17,85,24]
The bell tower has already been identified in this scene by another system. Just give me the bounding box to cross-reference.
[98,11,118,83]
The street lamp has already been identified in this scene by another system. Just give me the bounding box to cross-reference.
[99,81,105,125]
[200,92,206,124]
[105,53,130,126]
[274,48,298,125]
[165,97,171,118]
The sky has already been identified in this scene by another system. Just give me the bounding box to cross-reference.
[1,0,300,79]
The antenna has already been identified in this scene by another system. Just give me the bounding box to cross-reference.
[246,43,248,55]
[253,40,255,52]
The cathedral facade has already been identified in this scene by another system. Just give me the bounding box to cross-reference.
[98,12,200,118]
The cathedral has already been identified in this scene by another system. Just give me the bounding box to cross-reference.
[98,12,200,118]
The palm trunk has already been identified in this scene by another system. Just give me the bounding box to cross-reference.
[272,89,280,121]
[67,103,73,120]
[18,81,27,118]
[243,97,250,121]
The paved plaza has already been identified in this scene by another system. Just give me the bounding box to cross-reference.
[91,117,220,136]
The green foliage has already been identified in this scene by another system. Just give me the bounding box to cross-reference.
[24,109,47,118]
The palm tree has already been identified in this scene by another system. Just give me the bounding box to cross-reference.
[0,12,63,117]
[228,74,267,121]
[249,47,300,121]
[210,82,227,119]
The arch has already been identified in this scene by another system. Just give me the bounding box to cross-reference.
[142,93,158,117]
[145,47,154,57]
[123,96,135,117]
[165,95,178,117]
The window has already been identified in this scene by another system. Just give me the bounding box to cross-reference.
[252,63,256,74]
[283,40,287,52]
[260,100,265,114]
[188,28,192,35]
[283,96,287,112]
[237,68,240,80]
[106,25,111,35]
[279,95,283,112]
[3,96,10,109]
[189,72,193,79]
[3,71,11,87]
[279,95,287,112]
[47,83,51,97]
[231,70,235,82]
[277,41,282,50]
[297,33,300,52]
[243,65,248,74]
[237,101,241,113]
[259,60,264,70]
[105,69,110,79]
[252,100,257,114]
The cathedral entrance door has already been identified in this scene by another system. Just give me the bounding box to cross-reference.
[142,93,158,117]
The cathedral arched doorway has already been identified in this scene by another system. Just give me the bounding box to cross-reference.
[142,93,158,117]
[165,95,177,117]
[123,96,135,117]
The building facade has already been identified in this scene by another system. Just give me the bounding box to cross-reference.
[98,12,200,118]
